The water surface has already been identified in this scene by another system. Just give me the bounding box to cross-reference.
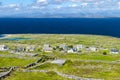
[0,18,120,37]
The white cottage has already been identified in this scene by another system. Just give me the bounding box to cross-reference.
[67,48,77,53]
[26,46,36,52]
[43,44,53,52]
[89,47,97,52]
[76,45,84,50]
[67,49,74,53]
[0,45,8,51]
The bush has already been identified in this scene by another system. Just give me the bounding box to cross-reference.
[68,45,73,48]
[103,51,107,55]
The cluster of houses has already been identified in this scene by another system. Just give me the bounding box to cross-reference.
[15,46,36,52]
[43,44,120,54]
[0,44,120,54]
[0,45,36,52]
[43,44,106,53]
[43,44,85,53]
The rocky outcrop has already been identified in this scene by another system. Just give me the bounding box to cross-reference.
[0,67,14,79]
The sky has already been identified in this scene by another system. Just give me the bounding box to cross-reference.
[0,0,120,18]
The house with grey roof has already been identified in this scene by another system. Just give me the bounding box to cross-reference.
[16,47,25,52]
[110,49,119,54]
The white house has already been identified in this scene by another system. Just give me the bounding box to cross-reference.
[110,49,119,54]
[43,44,53,52]
[67,49,74,53]
[0,45,8,51]
[67,48,77,53]
[26,46,36,52]
[89,47,97,52]
[76,45,84,50]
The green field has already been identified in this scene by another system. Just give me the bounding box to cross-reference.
[0,34,120,80]
[5,71,72,80]
[2,34,120,48]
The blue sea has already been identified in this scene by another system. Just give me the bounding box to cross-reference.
[0,18,120,37]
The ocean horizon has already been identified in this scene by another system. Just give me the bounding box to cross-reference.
[0,18,120,37]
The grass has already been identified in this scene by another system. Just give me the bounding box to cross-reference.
[0,57,36,67]
[31,62,59,70]
[1,34,120,80]
[32,60,120,80]
[5,71,72,80]
[58,53,120,61]
[0,51,9,54]
[1,34,120,49]
[39,52,120,62]
[59,61,120,80]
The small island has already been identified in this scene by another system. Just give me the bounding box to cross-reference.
[0,34,120,80]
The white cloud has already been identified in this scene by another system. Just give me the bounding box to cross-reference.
[0,3,21,12]
[31,5,45,9]
[15,8,20,11]
[81,3,88,7]
[31,6,40,9]
[0,4,20,8]
[29,0,120,12]
[8,4,19,8]
[36,0,48,5]
[118,2,120,9]
[68,4,78,7]
[55,5,62,9]
[53,0,67,3]
[0,0,120,17]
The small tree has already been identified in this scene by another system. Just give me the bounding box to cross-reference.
[103,51,107,55]
[59,48,63,51]
[68,45,73,48]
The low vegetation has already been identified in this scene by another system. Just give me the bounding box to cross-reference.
[0,34,120,80]
[0,57,36,67]
[5,71,72,80]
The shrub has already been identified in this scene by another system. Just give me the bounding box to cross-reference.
[103,51,107,55]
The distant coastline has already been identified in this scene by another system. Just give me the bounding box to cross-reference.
[0,34,11,39]
[0,34,4,38]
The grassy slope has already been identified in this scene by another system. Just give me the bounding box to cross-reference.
[32,60,120,80]
[1,34,120,80]
[5,71,72,80]
[1,34,120,49]
[0,57,36,67]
